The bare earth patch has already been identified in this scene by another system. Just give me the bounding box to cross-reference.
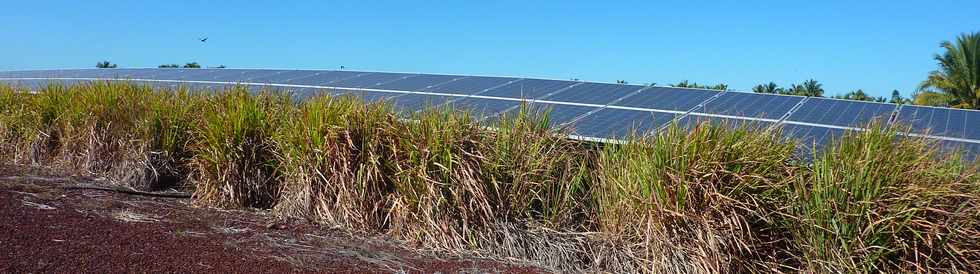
[0,165,546,273]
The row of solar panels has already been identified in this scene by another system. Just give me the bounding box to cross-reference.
[1,68,978,159]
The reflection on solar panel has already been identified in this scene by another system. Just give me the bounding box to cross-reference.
[571,109,676,138]
[480,78,575,99]
[612,86,717,112]
[695,92,802,119]
[786,97,896,127]
[1,68,978,159]
[894,105,980,140]
[328,72,414,88]
[544,83,644,105]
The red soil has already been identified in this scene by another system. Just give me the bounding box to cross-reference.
[0,166,546,273]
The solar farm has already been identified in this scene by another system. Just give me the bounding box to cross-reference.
[2,68,978,159]
[1,68,979,273]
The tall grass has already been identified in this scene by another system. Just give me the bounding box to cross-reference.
[596,122,798,272]
[791,124,980,272]
[1,81,977,273]
[192,88,290,208]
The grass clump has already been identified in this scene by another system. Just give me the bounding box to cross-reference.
[273,95,401,229]
[790,125,980,272]
[192,87,290,208]
[596,122,798,272]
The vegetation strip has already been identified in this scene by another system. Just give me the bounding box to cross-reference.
[0,81,977,273]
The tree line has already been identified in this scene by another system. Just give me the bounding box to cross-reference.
[669,32,979,109]
[95,61,225,69]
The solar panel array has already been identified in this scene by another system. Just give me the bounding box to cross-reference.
[2,68,978,160]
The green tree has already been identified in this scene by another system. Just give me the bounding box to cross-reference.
[833,89,885,102]
[96,61,117,68]
[912,91,952,107]
[752,82,783,94]
[182,62,201,68]
[787,79,824,97]
[919,32,980,109]
[158,64,179,68]
[889,90,910,104]
[671,80,728,91]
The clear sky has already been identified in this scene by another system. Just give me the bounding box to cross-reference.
[1,1,976,98]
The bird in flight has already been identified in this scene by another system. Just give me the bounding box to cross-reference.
[199,37,208,43]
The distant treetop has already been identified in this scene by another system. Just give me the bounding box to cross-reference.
[96,61,117,69]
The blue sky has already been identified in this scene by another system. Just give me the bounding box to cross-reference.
[1,1,976,98]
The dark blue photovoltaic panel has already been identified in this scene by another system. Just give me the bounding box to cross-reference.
[894,106,979,140]
[82,69,145,79]
[677,114,774,130]
[159,69,229,81]
[385,94,455,113]
[935,140,980,161]
[544,83,645,105]
[233,70,291,82]
[328,72,416,89]
[0,70,58,78]
[571,109,676,138]
[333,90,404,103]
[248,70,319,84]
[694,92,802,119]
[287,71,364,85]
[612,87,718,112]
[423,76,518,95]
[480,79,575,99]
[0,79,62,89]
[787,98,896,127]
[128,68,201,79]
[449,97,521,118]
[779,123,846,153]
[495,102,593,128]
[373,74,459,91]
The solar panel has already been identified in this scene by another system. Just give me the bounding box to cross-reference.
[786,97,896,128]
[677,114,775,130]
[423,76,518,95]
[935,140,980,162]
[385,94,455,113]
[89,68,149,79]
[287,71,364,85]
[894,105,979,140]
[570,109,677,138]
[129,68,200,80]
[448,97,521,118]
[373,74,459,91]
[544,83,645,105]
[328,72,415,89]
[523,102,595,127]
[694,92,802,119]
[248,70,318,83]
[336,89,403,103]
[479,79,575,99]
[611,87,718,112]
[779,123,846,154]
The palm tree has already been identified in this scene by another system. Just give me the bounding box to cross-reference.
[752,82,782,94]
[788,79,824,97]
[919,32,980,109]
[912,91,952,107]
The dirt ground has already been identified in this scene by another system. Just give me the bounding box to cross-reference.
[0,165,546,273]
